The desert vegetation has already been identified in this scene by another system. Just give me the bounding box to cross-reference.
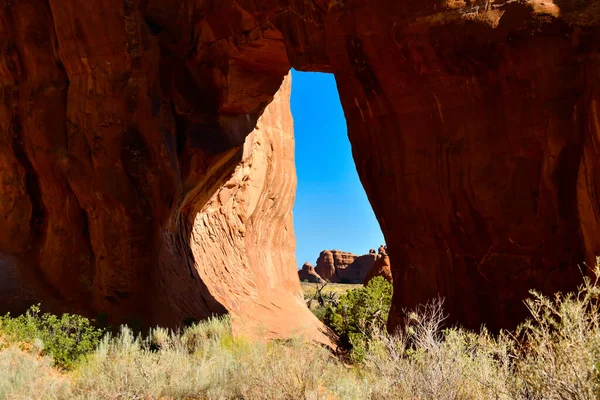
[2,273,600,399]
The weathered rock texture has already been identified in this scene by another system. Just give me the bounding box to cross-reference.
[298,262,324,283]
[314,250,377,284]
[315,250,354,281]
[188,76,329,341]
[1,0,599,334]
[365,255,393,287]
[0,10,329,340]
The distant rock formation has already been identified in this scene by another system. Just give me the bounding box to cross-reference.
[298,263,324,283]
[314,250,351,281]
[301,247,386,284]
[365,255,393,286]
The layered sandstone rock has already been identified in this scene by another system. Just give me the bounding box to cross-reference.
[314,250,377,284]
[315,250,354,281]
[339,254,379,283]
[0,8,331,341]
[298,262,324,283]
[188,76,331,342]
[0,0,599,335]
[334,1,600,331]
[365,255,393,287]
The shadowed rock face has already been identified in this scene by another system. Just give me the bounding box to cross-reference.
[0,0,599,334]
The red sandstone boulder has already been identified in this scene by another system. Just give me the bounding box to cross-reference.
[298,263,324,284]
[314,250,355,281]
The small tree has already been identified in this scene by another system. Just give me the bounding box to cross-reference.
[324,276,393,362]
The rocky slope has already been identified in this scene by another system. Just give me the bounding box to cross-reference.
[0,0,599,334]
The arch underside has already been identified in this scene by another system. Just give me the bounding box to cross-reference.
[0,0,599,337]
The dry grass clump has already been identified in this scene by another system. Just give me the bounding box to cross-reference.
[0,346,70,399]
[301,283,362,300]
[362,273,600,400]
[363,300,514,399]
[512,281,600,399]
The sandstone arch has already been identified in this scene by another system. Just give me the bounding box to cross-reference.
[0,0,599,338]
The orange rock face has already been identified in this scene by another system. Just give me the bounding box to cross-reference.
[298,262,324,283]
[365,255,393,287]
[0,2,330,340]
[1,0,599,335]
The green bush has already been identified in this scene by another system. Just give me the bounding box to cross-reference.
[324,276,393,361]
[0,305,106,370]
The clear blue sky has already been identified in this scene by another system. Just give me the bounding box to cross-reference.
[291,70,385,268]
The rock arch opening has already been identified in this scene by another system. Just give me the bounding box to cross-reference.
[0,1,597,340]
[290,70,385,275]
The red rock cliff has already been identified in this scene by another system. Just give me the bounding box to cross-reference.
[1,0,599,334]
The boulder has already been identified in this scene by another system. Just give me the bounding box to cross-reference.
[298,263,324,283]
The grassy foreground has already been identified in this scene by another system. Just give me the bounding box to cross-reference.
[2,276,600,399]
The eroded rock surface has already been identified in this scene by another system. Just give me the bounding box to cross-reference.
[315,250,355,282]
[365,255,393,287]
[1,0,599,334]
[314,250,377,284]
[298,262,324,283]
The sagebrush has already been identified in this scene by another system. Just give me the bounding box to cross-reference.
[2,275,600,399]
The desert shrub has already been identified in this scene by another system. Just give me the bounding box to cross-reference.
[0,305,106,370]
[324,276,393,361]
[510,274,600,399]
[363,272,600,400]
[73,325,219,399]
[363,298,514,400]
[226,337,366,400]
